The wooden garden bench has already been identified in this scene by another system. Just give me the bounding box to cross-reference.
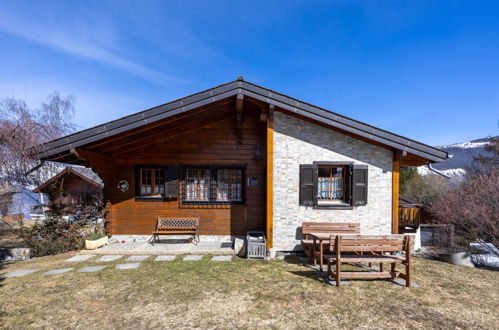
[324,234,414,287]
[301,222,360,262]
[152,217,200,245]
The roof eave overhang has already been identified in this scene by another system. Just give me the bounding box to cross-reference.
[36,80,448,163]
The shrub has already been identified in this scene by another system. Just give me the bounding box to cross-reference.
[17,217,88,257]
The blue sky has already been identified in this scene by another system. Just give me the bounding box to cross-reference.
[0,0,498,146]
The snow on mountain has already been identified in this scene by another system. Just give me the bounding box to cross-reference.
[439,141,489,149]
[417,136,495,179]
[417,166,466,177]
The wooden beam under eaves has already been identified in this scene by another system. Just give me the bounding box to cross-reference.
[236,94,244,144]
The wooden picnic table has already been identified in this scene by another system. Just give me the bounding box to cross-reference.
[310,232,357,271]
[310,232,334,271]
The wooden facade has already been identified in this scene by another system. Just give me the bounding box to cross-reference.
[74,99,267,236]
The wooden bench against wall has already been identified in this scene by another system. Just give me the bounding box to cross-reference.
[324,234,414,287]
[152,217,200,245]
[301,222,360,261]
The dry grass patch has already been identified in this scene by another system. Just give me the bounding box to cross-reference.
[0,255,498,329]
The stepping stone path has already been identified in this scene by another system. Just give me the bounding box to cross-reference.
[96,255,123,262]
[116,263,141,270]
[211,255,232,262]
[65,254,95,262]
[3,269,39,278]
[183,255,203,261]
[155,255,176,261]
[125,255,149,262]
[43,268,74,276]
[78,266,106,273]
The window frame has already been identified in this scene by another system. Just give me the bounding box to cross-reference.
[312,161,353,210]
[134,165,168,201]
[180,165,246,206]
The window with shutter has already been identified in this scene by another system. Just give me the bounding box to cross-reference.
[134,166,168,200]
[299,161,368,209]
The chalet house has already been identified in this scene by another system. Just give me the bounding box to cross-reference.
[35,78,447,252]
[33,167,103,212]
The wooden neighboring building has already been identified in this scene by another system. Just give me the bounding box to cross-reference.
[35,78,447,251]
[33,167,103,212]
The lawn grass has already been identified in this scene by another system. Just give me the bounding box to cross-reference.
[0,253,498,329]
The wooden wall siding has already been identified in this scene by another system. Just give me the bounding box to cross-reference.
[44,175,102,204]
[81,105,266,236]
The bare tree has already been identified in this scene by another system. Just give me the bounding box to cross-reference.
[472,135,499,174]
[0,92,76,192]
[429,170,499,257]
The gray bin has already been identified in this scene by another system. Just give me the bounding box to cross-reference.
[246,231,266,259]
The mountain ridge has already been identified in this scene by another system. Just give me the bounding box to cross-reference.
[418,136,496,178]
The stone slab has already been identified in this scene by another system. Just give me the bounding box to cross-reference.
[391,278,421,288]
[125,255,150,262]
[96,255,123,262]
[78,266,106,273]
[43,268,74,276]
[155,255,176,261]
[3,269,39,278]
[183,255,203,261]
[65,254,96,262]
[325,279,351,286]
[116,263,141,270]
[211,255,232,262]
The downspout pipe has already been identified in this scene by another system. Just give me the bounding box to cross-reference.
[427,163,451,179]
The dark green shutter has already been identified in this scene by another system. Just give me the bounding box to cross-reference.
[134,166,141,196]
[164,167,179,199]
[299,164,314,206]
[352,165,368,206]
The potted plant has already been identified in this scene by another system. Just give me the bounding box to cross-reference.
[85,231,108,250]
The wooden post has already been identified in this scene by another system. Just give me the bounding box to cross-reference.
[392,152,401,234]
[266,105,274,250]
[335,235,341,287]
[406,235,414,287]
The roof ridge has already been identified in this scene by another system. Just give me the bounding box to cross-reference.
[36,78,447,163]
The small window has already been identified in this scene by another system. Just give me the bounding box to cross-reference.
[217,169,242,201]
[139,168,165,197]
[317,165,347,205]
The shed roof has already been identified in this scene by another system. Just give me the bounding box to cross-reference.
[35,78,447,163]
[33,166,103,193]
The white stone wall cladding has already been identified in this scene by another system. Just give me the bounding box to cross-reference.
[272,111,393,251]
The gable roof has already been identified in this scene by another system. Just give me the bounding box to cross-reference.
[36,78,447,163]
[33,166,103,193]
